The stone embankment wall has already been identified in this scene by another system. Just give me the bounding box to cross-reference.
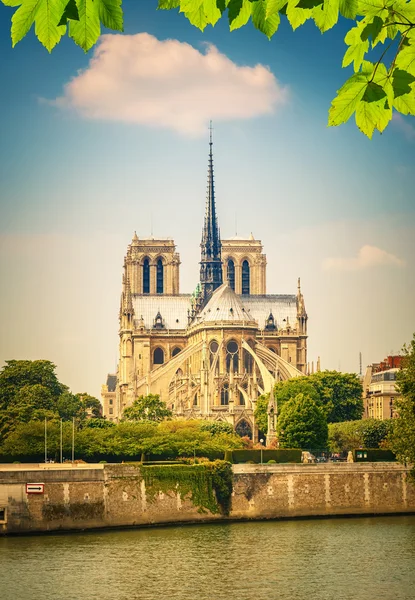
[1,462,414,534]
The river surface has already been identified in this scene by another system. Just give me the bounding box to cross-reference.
[1,516,415,600]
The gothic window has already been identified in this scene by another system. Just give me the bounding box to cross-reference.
[172,347,181,357]
[156,259,164,294]
[221,383,229,405]
[235,419,252,439]
[226,340,239,373]
[209,340,218,364]
[143,258,150,294]
[243,348,253,373]
[153,347,164,365]
[239,392,245,406]
[242,260,250,295]
[227,260,235,291]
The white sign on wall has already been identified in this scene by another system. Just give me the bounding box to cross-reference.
[26,483,44,494]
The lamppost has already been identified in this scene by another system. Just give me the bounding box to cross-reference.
[260,438,264,465]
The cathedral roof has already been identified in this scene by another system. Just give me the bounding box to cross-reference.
[132,295,191,330]
[241,295,297,329]
[199,284,256,324]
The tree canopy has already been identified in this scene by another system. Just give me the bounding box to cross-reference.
[1,0,415,138]
[254,370,363,435]
[122,394,173,422]
[0,359,103,440]
[389,333,415,477]
[0,418,243,461]
[277,392,328,449]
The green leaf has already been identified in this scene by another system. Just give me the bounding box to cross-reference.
[339,0,357,18]
[361,15,385,47]
[184,6,208,29]
[355,84,391,138]
[34,0,67,51]
[396,44,415,77]
[356,0,390,20]
[157,0,180,8]
[1,0,23,6]
[58,0,79,25]
[286,0,312,30]
[11,0,41,46]
[228,0,251,30]
[69,0,101,52]
[11,0,67,51]
[312,0,339,33]
[203,0,222,25]
[97,0,123,31]
[329,66,373,126]
[264,0,287,18]
[392,67,415,116]
[297,0,322,7]
[252,0,280,38]
[392,68,415,98]
[342,22,369,72]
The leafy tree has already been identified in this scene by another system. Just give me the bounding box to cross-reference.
[84,417,115,429]
[0,419,73,459]
[200,420,234,435]
[328,418,392,452]
[308,371,363,422]
[389,333,415,477]
[78,393,102,418]
[277,393,328,449]
[2,0,415,137]
[255,371,363,434]
[0,359,67,410]
[123,394,172,422]
[56,391,83,421]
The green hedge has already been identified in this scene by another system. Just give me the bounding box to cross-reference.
[353,448,397,462]
[228,449,302,464]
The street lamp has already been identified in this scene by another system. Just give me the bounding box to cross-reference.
[260,438,264,465]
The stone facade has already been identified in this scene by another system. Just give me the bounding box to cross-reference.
[1,463,414,535]
[103,137,309,439]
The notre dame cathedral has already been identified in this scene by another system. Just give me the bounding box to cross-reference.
[101,130,308,440]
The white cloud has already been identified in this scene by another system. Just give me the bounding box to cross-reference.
[323,245,405,271]
[51,33,287,136]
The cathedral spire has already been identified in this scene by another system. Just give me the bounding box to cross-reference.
[199,121,223,307]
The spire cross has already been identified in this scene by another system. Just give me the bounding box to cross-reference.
[209,120,213,147]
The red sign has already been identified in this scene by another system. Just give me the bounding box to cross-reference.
[26,483,44,494]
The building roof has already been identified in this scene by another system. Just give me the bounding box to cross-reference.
[133,295,191,330]
[132,290,298,331]
[199,284,256,324]
[241,295,298,330]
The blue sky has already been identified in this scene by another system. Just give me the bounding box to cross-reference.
[0,1,414,397]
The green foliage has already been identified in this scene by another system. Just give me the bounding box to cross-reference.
[328,418,393,452]
[0,359,105,442]
[254,393,269,434]
[200,420,234,435]
[307,371,364,422]
[277,393,328,449]
[0,418,243,462]
[389,333,415,477]
[123,393,172,422]
[0,359,67,410]
[140,460,233,514]
[3,0,415,136]
[255,371,363,437]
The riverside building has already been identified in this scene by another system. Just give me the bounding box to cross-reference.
[102,131,308,440]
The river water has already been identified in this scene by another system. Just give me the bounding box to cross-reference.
[1,516,415,600]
